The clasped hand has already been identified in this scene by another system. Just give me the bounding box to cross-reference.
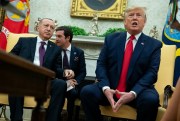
[64,69,75,79]
[104,89,135,112]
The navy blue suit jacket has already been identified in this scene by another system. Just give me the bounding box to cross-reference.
[10,37,61,74]
[56,45,86,84]
[96,32,162,95]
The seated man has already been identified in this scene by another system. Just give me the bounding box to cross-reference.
[80,6,162,121]
[8,18,71,121]
[55,26,86,121]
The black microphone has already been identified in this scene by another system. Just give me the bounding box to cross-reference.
[0,0,26,18]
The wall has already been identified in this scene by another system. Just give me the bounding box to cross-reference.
[29,0,169,40]
[29,0,170,77]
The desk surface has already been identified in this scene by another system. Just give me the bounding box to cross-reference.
[0,49,55,98]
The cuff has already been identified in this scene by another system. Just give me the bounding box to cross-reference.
[130,91,137,98]
[102,86,110,92]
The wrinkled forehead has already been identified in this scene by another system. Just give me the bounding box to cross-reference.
[126,8,145,15]
[41,19,55,24]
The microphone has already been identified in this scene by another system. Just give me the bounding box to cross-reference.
[0,0,26,18]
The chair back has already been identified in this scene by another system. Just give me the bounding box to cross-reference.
[155,44,176,106]
[0,32,54,107]
[6,32,55,52]
[6,32,38,52]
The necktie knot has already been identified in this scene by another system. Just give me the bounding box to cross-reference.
[63,49,66,53]
[40,41,46,46]
[129,35,135,41]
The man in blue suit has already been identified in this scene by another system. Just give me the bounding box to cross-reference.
[80,6,162,121]
[55,26,86,121]
[8,18,71,121]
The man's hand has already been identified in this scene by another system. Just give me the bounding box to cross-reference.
[68,79,78,87]
[104,89,116,110]
[113,90,135,112]
[64,69,75,79]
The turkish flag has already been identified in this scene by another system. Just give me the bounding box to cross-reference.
[0,0,30,50]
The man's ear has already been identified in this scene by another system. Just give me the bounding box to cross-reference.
[66,36,70,42]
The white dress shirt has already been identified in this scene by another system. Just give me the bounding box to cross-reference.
[33,36,48,66]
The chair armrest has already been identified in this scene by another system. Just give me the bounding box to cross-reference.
[163,85,173,109]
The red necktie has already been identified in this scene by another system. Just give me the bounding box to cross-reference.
[116,35,135,98]
[39,41,46,66]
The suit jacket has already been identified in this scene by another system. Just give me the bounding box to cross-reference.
[56,45,86,85]
[11,37,62,74]
[96,32,162,95]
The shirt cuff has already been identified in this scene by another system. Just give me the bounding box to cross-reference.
[130,91,137,98]
[102,86,110,92]
[66,80,70,88]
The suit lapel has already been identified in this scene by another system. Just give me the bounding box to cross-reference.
[117,33,127,76]
[127,33,146,80]
[70,45,76,68]
[44,41,54,62]
[30,37,37,62]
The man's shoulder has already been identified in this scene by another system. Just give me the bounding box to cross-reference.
[142,34,162,47]
[72,45,84,53]
[142,33,162,46]
[18,37,37,44]
[19,36,36,40]
[106,31,125,38]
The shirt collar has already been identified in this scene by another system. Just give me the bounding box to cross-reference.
[126,32,142,41]
[66,44,71,52]
[37,36,48,44]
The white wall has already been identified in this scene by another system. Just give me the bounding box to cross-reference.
[29,0,169,40]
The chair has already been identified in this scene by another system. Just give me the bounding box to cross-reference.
[99,44,176,121]
[0,33,176,121]
[0,32,65,120]
[65,44,176,121]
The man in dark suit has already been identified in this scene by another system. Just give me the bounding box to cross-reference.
[55,26,86,121]
[8,18,71,121]
[80,6,162,121]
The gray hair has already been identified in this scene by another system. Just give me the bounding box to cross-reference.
[124,6,147,21]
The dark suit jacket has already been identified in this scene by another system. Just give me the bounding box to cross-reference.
[56,45,86,85]
[96,32,162,95]
[11,37,62,74]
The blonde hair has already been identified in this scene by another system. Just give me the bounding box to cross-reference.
[124,6,147,20]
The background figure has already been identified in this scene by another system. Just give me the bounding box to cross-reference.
[55,26,86,121]
[8,18,67,121]
[89,13,99,36]
[162,0,180,86]
[84,0,116,11]
[161,77,180,121]
[80,6,162,121]
[149,25,159,39]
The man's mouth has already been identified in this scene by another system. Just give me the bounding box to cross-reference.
[132,22,138,26]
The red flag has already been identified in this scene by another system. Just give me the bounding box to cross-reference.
[0,0,30,50]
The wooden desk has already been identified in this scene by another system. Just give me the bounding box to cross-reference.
[0,49,55,121]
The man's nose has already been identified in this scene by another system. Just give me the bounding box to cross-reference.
[132,15,138,19]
